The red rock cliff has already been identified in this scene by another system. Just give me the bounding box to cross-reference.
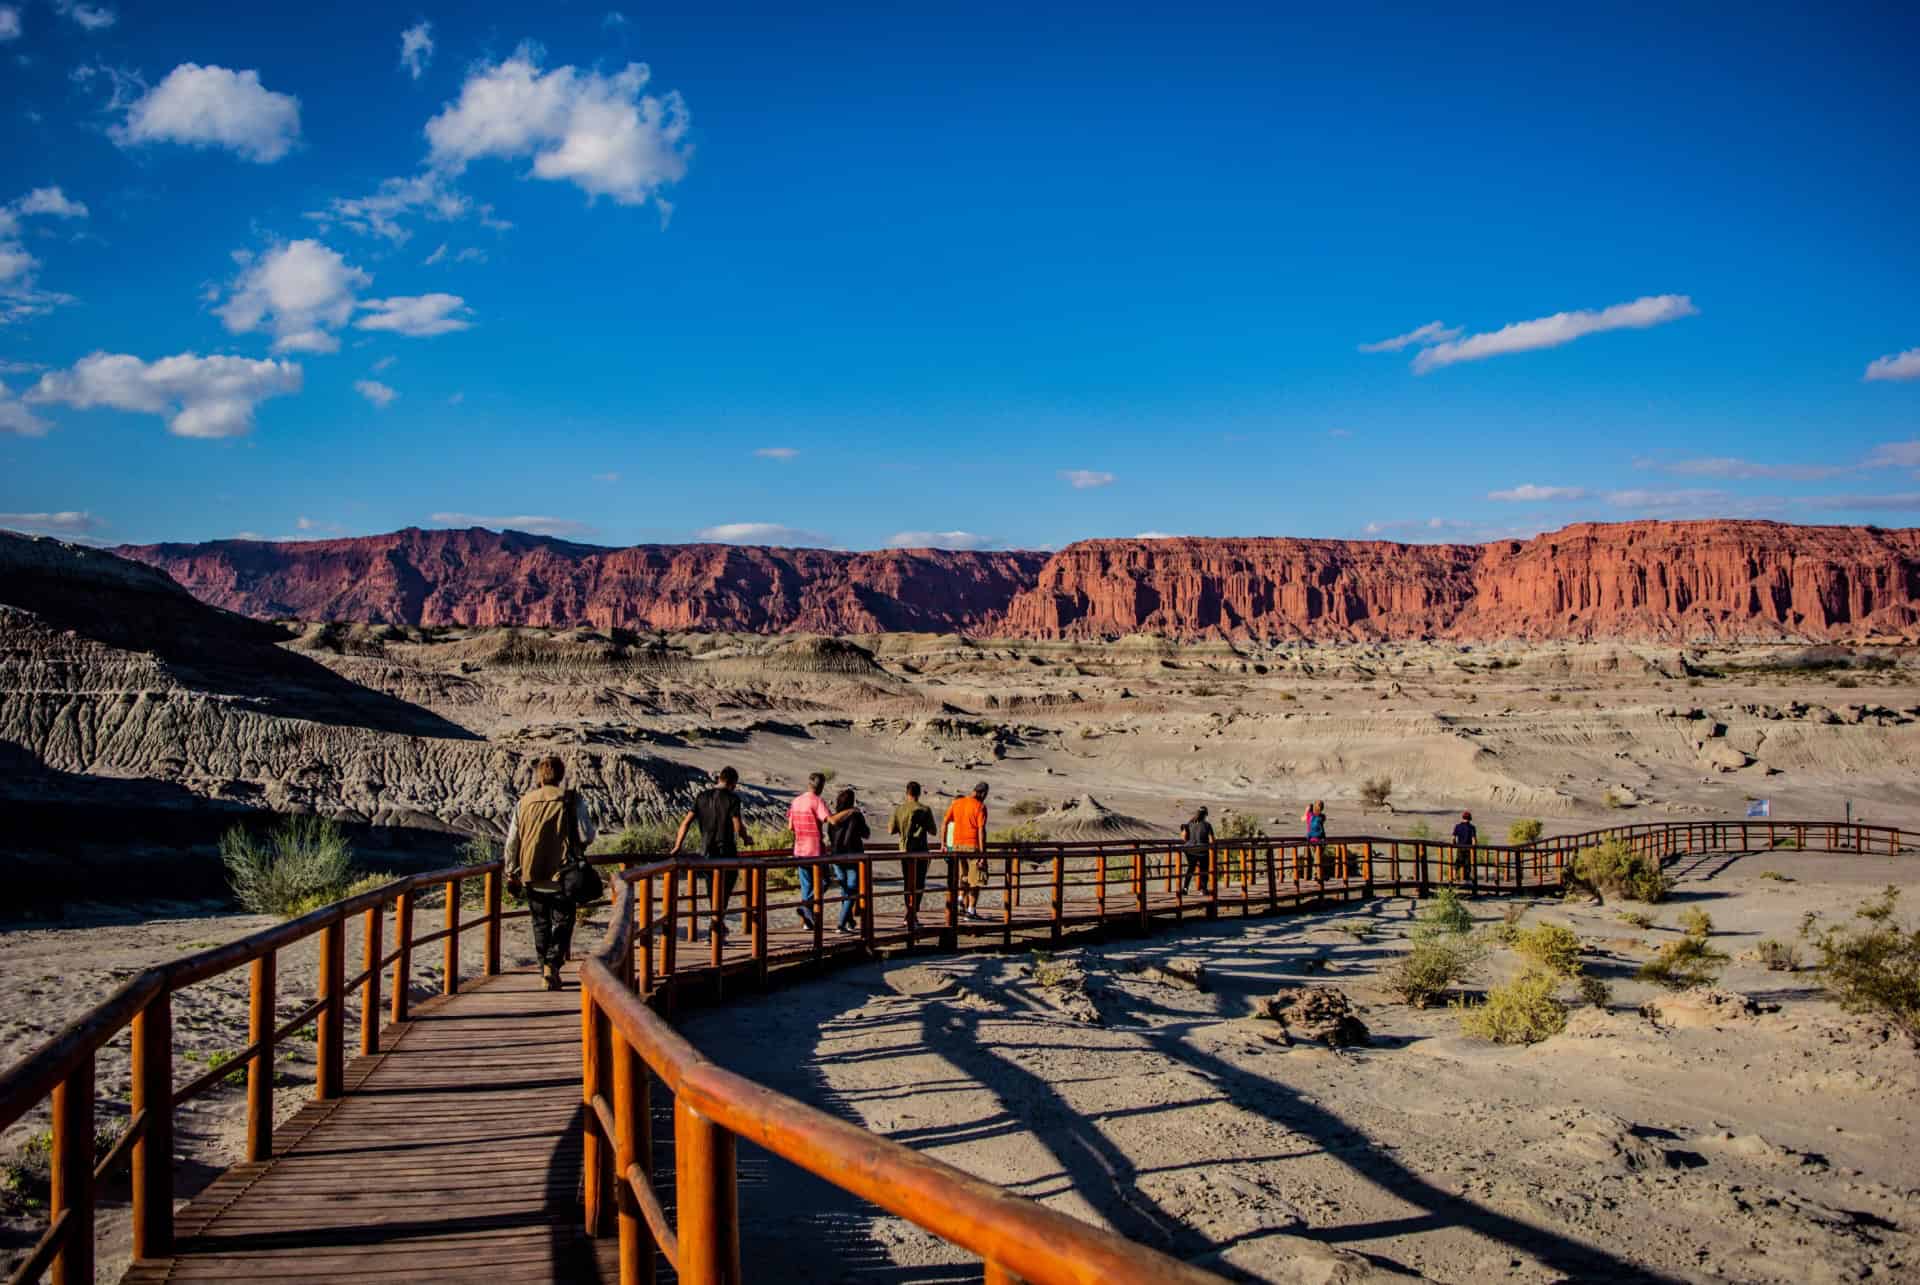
[115,521,1920,642]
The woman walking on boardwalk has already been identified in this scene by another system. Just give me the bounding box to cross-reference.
[827,787,870,935]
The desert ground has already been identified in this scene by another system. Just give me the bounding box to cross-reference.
[5,625,1920,1280]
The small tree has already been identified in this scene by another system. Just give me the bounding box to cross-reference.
[1457,969,1567,1044]
[1508,818,1544,846]
[1801,886,1920,1043]
[222,815,353,917]
[1567,838,1669,903]
[1217,811,1263,840]
[1359,776,1393,809]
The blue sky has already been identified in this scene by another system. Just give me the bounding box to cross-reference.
[1,0,1917,551]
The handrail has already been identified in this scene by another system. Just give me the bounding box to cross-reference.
[2,817,1908,1283]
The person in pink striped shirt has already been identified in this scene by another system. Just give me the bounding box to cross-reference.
[789,772,856,930]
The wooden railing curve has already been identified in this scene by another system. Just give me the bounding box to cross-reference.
[578,817,1914,1284]
[1,820,1909,1283]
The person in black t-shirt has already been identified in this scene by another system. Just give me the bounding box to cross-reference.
[1179,807,1214,895]
[671,765,752,939]
[1451,811,1477,881]
[826,787,870,935]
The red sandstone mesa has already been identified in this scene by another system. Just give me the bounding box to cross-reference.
[117,520,1920,643]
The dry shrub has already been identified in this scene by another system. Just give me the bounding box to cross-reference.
[1679,907,1714,939]
[1801,887,1920,1043]
[1492,902,1527,945]
[1406,820,1434,841]
[1386,935,1485,1008]
[1508,818,1544,846]
[1359,776,1394,808]
[1006,798,1047,818]
[1567,838,1670,903]
[1637,936,1729,989]
[1618,910,1655,929]
[1413,887,1472,940]
[1756,939,1801,972]
[1457,968,1567,1044]
[1577,974,1613,1007]
[1513,921,1583,977]
[222,816,354,917]
[1218,811,1263,840]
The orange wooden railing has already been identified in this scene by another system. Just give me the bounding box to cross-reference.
[2,818,1909,1283]
[577,817,1913,1283]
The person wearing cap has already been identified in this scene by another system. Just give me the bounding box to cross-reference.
[1451,810,1477,881]
[1179,806,1214,895]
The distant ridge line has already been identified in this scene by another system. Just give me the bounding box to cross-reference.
[113,519,1920,643]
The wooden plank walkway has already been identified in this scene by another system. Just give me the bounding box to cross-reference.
[125,969,616,1284]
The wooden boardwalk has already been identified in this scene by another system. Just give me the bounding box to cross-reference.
[125,970,617,1284]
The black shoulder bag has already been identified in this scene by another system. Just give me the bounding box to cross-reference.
[555,789,604,904]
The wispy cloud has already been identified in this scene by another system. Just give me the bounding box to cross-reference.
[1136,531,1180,538]
[353,379,397,408]
[1488,483,1588,502]
[0,510,104,535]
[295,516,346,533]
[28,351,301,438]
[694,522,830,547]
[1059,469,1115,489]
[754,446,798,460]
[1,379,51,435]
[1635,438,1920,482]
[592,471,621,483]
[1361,516,1552,543]
[0,6,21,40]
[1865,348,1920,382]
[1375,295,1698,374]
[883,530,992,550]
[54,0,114,30]
[1357,321,1460,353]
[398,21,434,81]
[355,293,472,337]
[429,512,598,538]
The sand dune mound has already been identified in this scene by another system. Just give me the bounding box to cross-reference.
[1036,793,1163,840]
[762,636,888,675]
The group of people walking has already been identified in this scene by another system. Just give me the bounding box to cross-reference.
[505,758,1489,986]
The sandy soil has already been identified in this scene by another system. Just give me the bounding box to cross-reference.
[678,850,1920,1283]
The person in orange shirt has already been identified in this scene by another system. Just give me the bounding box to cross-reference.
[943,781,991,920]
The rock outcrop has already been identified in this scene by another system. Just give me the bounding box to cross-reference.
[113,520,1920,643]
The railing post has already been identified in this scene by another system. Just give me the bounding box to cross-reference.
[361,904,383,1057]
[662,870,680,1014]
[811,861,825,960]
[751,870,768,989]
[674,1099,741,1285]
[247,953,275,1162]
[639,874,656,993]
[611,1025,655,1284]
[943,854,959,949]
[391,890,414,1024]
[1134,846,1147,932]
[443,878,461,996]
[581,987,613,1239]
[485,868,502,977]
[710,869,725,971]
[1266,841,1279,911]
[1002,855,1014,948]
[1096,850,1108,922]
[50,1051,94,1285]
[131,991,173,1260]
[317,917,345,1100]
[1206,843,1219,921]
[1050,849,1064,942]
[859,859,875,950]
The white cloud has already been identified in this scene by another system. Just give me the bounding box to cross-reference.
[425,44,691,208]
[1865,441,1920,471]
[1602,487,1743,511]
[754,446,798,460]
[355,293,472,337]
[423,243,447,265]
[218,239,369,354]
[1487,483,1589,502]
[1059,469,1115,489]
[0,510,104,535]
[0,6,21,40]
[54,0,114,30]
[454,247,486,264]
[309,171,468,244]
[113,64,301,163]
[883,530,991,550]
[399,21,434,81]
[1635,455,1847,481]
[1,380,50,435]
[14,187,88,219]
[28,351,301,438]
[604,11,629,26]
[371,355,396,372]
[429,512,598,538]
[592,471,621,482]
[1136,531,1180,539]
[354,379,397,408]
[693,522,831,547]
[1865,348,1920,382]
[1410,295,1697,374]
[295,516,346,533]
[1802,493,1920,511]
[1357,320,1460,353]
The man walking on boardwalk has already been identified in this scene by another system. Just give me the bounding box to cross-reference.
[504,755,597,991]
[671,765,752,940]
[944,782,991,921]
[1452,810,1477,882]
[889,781,937,919]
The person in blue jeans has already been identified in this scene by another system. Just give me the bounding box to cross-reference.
[826,787,870,935]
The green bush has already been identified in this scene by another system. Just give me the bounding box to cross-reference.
[1618,910,1654,929]
[1508,818,1544,846]
[1678,907,1713,940]
[1637,935,1729,989]
[596,820,679,856]
[1513,921,1583,977]
[1413,886,1473,940]
[1567,839,1669,903]
[1406,820,1434,841]
[222,816,354,917]
[1386,934,1485,1008]
[1801,887,1920,1043]
[1217,811,1262,840]
[460,834,500,865]
[1457,968,1567,1044]
[989,821,1044,845]
[1006,798,1047,818]
[1756,938,1800,972]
